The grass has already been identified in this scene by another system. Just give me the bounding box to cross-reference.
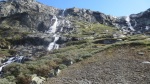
[63,21,118,39]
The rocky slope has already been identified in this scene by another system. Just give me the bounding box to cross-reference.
[0,0,150,84]
[46,45,150,84]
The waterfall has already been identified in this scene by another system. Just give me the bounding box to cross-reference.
[60,9,66,32]
[47,16,58,33]
[47,34,60,51]
[0,56,26,73]
[47,42,55,51]
[62,9,66,17]
[47,16,60,51]
[134,20,137,27]
[47,9,66,51]
[145,26,149,30]
[16,56,24,63]
[125,16,135,31]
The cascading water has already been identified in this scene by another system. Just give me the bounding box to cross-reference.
[47,9,66,51]
[47,34,60,51]
[47,15,60,51]
[125,16,135,31]
[0,56,26,74]
[62,9,66,17]
[60,9,66,32]
[145,26,149,30]
[47,16,58,33]
[134,20,137,27]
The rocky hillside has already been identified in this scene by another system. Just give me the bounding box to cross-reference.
[0,0,150,84]
[46,45,150,84]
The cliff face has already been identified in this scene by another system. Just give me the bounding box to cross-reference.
[130,8,150,32]
[0,0,59,31]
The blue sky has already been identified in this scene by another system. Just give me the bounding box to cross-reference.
[37,0,150,16]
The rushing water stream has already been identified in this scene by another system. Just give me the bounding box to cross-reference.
[125,16,135,31]
[47,9,66,51]
[0,56,27,74]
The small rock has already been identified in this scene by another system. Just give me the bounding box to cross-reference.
[142,61,150,64]
[138,52,145,55]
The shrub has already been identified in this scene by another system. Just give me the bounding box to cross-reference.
[58,64,67,70]
[16,73,31,84]
[0,78,15,84]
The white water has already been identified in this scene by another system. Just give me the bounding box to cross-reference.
[145,26,149,30]
[47,9,67,51]
[125,16,135,31]
[47,42,55,51]
[134,20,137,27]
[0,56,25,73]
[47,16,58,33]
[53,34,59,42]
[47,16,60,51]
[60,9,66,32]
[47,34,60,51]
[17,56,24,63]
[62,9,66,17]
